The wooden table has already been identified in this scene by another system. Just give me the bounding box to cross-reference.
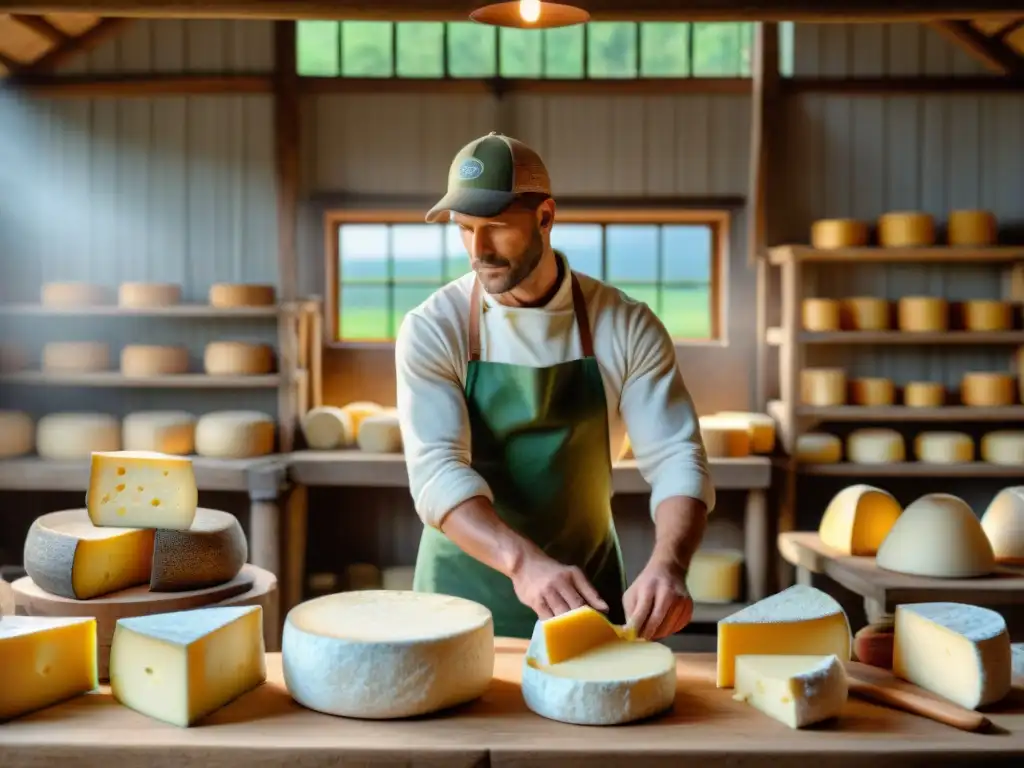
[1,638,1022,767]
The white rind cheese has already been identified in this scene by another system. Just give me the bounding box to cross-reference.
[87,451,198,530]
[733,654,848,729]
[120,345,189,377]
[36,413,121,459]
[818,484,902,556]
[795,433,842,464]
[195,411,275,458]
[846,429,905,464]
[203,341,275,376]
[122,411,196,454]
[301,406,356,450]
[980,487,1024,564]
[0,410,34,458]
[981,431,1024,465]
[118,282,182,308]
[914,431,974,464]
[356,412,403,453]
[42,341,111,373]
[150,508,248,591]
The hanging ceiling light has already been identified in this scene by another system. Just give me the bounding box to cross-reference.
[470,1,590,29]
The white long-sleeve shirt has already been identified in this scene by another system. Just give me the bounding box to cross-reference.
[395,255,715,529]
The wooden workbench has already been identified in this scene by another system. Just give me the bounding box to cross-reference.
[1,638,1022,767]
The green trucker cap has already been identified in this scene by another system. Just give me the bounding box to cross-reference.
[425,132,552,223]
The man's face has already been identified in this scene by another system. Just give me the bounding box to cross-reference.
[453,203,547,294]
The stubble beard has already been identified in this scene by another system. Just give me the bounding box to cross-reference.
[474,224,545,295]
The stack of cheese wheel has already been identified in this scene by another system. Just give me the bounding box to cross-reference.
[118,282,182,308]
[801,299,841,331]
[962,300,1012,332]
[877,212,935,247]
[195,411,275,458]
[897,297,947,332]
[203,341,274,376]
[913,431,974,464]
[42,341,110,373]
[810,219,868,250]
[849,377,894,407]
[981,431,1024,465]
[800,368,846,406]
[209,283,276,308]
[903,381,945,408]
[301,401,402,454]
[947,210,997,247]
[961,372,1015,407]
[980,487,1024,564]
[840,297,890,331]
[36,413,121,459]
[0,410,34,458]
[121,345,189,377]
[41,282,109,307]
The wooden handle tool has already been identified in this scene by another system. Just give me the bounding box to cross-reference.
[845,661,991,732]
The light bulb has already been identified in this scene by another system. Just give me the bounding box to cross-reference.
[519,0,541,23]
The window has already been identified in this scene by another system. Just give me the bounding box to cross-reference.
[298,21,753,79]
[325,211,723,344]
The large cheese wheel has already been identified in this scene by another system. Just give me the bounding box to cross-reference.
[903,381,945,408]
[849,377,894,406]
[41,282,109,307]
[357,412,403,453]
[36,413,120,459]
[810,219,869,249]
[914,431,974,464]
[819,484,902,556]
[800,368,846,406]
[897,297,948,332]
[0,410,34,458]
[980,431,1024,465]
[961,372,1015,407]
[203,342,275,376]
[801,299,841,332]
[342,401,386,436]
[282,591,494,719]
[963,300,1012,332]
[980,487,1024,564]
[840,297,890,331]
[301,406,356,450]
[209,283,276,308]
[42,341,110,373]
[149,507,248,591]
[795,433,842,464]
[120,345,189,377]
[877,212,935,247]
[846,429,905,464]
[194,411,275,458]
[947,210,997,247]
[0,343,27,372]
[876,493,995,578]
[117,282,182,308]
[122,411,196,454]
[686,549,744,603]
[713,412,776,454]
[698,416,751,458]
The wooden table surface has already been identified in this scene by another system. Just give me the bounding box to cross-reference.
[2,638,1023,767]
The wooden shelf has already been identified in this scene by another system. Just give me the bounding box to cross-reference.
[766,328,1024,345]
[768,244,1024,265]
[796,405,1024,421]
[797,462,1024,478]
[0,372,281,388]
[0,303,279,318]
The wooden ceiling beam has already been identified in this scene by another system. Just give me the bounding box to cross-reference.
[18,16,128,72]
[996,19,1024,40]
[0,47,20,70]
[11,12,70,44]
[931,20,1024,76]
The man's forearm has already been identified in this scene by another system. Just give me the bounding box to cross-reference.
[439,496,541,578]
[651,496,708,569]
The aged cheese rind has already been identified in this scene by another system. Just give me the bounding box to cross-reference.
[961,372,1014,407]
[947,210,997,247]
[801,298,841,331]
[846,429,905,464]
[914,431,974,464]
[810,219,868,250]
[195,411,275,458]
[840,297,890,331]
[122,411,196,454]
[818,484,902,556]
[980,487,1024,564]
[301,406,356,450]
[698,416,751,458]
[878,211,935,247]
[208,283,276,308]
[733,654,848,729]
[342,401,386,437]
[41,282,109,307]
[898,296,948,332]
[203,341,275,376]
[800,368,846,406]
[713,412,776,453]
[357,412,403,453]
[904,381,945,407]
[981,431,1024,465]
[282,590,494,719]
[0,410,34,458]
[118,282,182,308]
[87,450,198,530]
[121,345,189,377]
[150,508,248,591]
[42,341,111,373]
[795,433,842,464]
[37,412,121,459]
[963,300,1011,332]
[849,377,895,407]
[687,549,744,603]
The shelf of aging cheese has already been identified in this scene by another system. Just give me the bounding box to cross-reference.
[766,329,1024,346]
[0,303,281,318]
[0,371,282,388]
[768,244,1024,265]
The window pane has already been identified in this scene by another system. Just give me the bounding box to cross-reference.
[340,284,389,340]
[779,21,795,77]
[340,224,388,282]
[588,22,638,78]
[661,286,711,339]
[444,224,471,282]
[448,22,497,77]
[616,284,658,311]
[397,22,444,77]
[393,224,445,282]
[640,23,690,77]
[737,22,755,76]
[500,28,543,77]
[394,285,441,336]
[606,225,658,283]
[544,26,584,77]
[692,22,743,76]
[662,225,712,282]
[551,223,602,277]
[342,21,393,77]
[297,21,339,76]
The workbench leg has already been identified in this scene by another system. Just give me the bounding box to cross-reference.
[795,565,813,587]
[744,489,769,603]
[249,499,281,577]
[864,598,892,625]
[283,483,309,615]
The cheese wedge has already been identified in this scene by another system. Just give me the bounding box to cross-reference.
[733,654,848,728]
[818,484,902,556]
[87,451,198,529]
[533,605,625,665]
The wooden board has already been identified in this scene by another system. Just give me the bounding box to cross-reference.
[778,532,1024,612]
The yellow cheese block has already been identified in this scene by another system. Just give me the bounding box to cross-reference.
[41,282,109,307]
[121,345,189,377]
[533,605,630,665]
[208,283,276,308]
[0,410,34,458]
[122,411,196,454]
[963,300,1012,332]
[818,484,902,556]
[698,416,752,458]
[203,341,275,376]
[716,584,852,688]
[687,549,744,603]
[800,368,846,406]
[810,219,868,250]
[849,377,894,406]
[42,341,111,373]
[110,605,266,727]
[118,282,182,308]
[903,381,945,408]
[846,428,905,464]
[0,616,99,722]
[878,212,935,247]
[947,210,997,247]
[981,431,1024,465]
[713,411,776,454]
[801,298,841,331]
[961,372,1015,407]
[87,451,198,530]
[981,487,1024,564]
[840,297,890,331]
[897,297,948,332]
[733,654,848,729]
[914,431,974,464]
[795,433,842,464]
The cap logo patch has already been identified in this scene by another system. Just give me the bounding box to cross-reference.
[458,158,485,180]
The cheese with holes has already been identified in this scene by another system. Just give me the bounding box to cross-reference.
[342,401,386,436]
[898,297,948,332]
[850,377,894,406]
[41,282,109,307]
[846,429,905,464]
[42,341,110,373]
[914,431,974,464]
[795,433,842,464]
[687,549,743,603]
[904,381,945,407]
[818,485,902,556]
[121,345,189,377]
[810,219,868,250]
[150,508,247,591]
[981,431,1024,465]
[357,412,403,453]
[123,411,196,454]
[23,509,156,599]
[0,410,33,458]
[0,616,98,722]
[87,451,198,530]
[530,606,628,666]
[714,412,776,453]
[893,603,1011,710]
[282,591,493,719]
[698,416,751,458]
[878,212,935,247]
[717,585,852,688]
[980,487,1024,564]
[840,297,890,331]
[118,282,182,308]
[195,411,275,458]
[800,368,846,406]
[801,298,841,331]
[948,210,997,247]
[876,493,995,578]
[208,283,276,308]
[301,406,356,450]
[36,412,120,459]
[963,300,1011,332]
[961,372,1014,407]
[110,605,266,727]
[203,341,274,376]
[733,654,848,729]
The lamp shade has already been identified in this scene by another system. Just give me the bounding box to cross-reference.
[470,1,590,29]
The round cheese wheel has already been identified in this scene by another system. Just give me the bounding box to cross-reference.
[203,342,275,376]
[0,410,34,458]
[357,412,403,454]
[194,410,275,458]
[980,431,1024,465]
[795,433,842,464]
[980,487,1024,564]
[40,282,109,307]
[42,341,110,373]
[961,372,1015,407]
[698,416,751,458]
[209,283,276,308]
[712,411,776,454]
[903,381,945,408]
[846,428,905,464]
[120,345,189,377]
[117,282,182,308]
[840,297,890,331]
[897,297,948,332]
[149,507,248,591]
[914,431,974,464]
[801,298,841,332]
[36,412,121,459]
[819,484,902,556]
[810,219,869,249]
[947,210,997,247]
[877,212,935,247]
[686,549,744,603]
[0,343,27,373]
[301,406,356,450]
[800,368,846,406]
[342,401,386,437]
[282,591,494,719]
[122,411,197,454]
[876,493,995,578]
[849,377,895,406]
[963,300,1012,332]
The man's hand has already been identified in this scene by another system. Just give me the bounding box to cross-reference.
[511,550,609,619]
[623,556,693,640]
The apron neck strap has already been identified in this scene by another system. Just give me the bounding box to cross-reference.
[468,269,594,362]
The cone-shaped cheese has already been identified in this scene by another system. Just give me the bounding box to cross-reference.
[981,487,1024,565]
[819,484,902,556]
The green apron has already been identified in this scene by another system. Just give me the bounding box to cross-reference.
[413,270,626,638]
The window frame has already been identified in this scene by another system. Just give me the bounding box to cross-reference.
[323,207,727,350]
